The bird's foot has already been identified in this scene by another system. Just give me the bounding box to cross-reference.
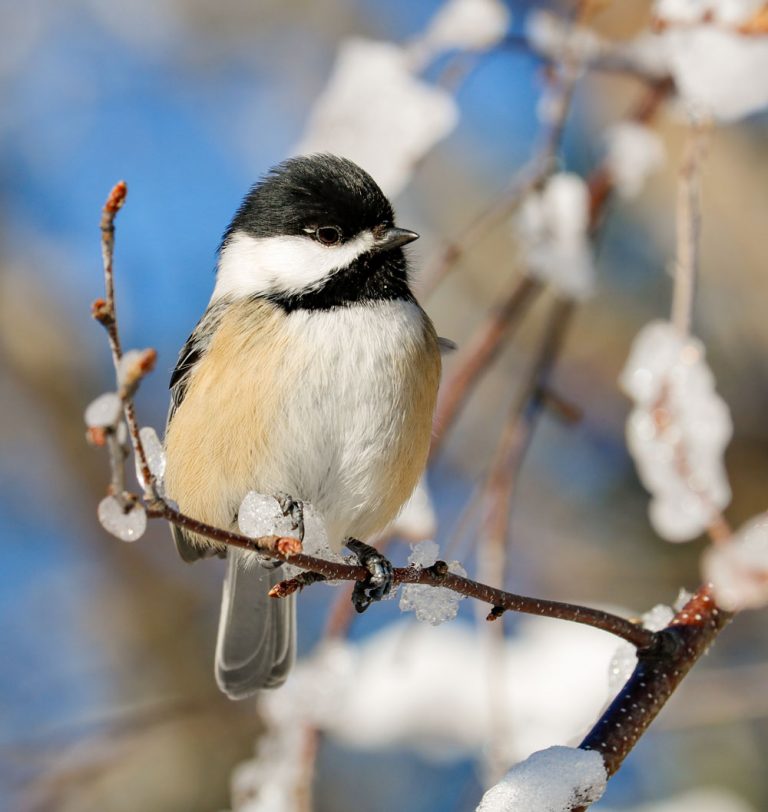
[345,538,394,613]
[274,492,305,542]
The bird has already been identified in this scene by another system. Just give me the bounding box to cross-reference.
[163,154,441,699]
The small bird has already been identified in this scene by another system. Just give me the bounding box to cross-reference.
[164,154,441,699]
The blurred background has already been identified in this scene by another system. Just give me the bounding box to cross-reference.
[2,1,768,810]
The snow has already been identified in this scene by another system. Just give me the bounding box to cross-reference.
[703,514,768,610]
[656,15,768,121]
[386,475,437,541]
[619,321,732,542]
[84,392,122,429]
[604,122,666,198]
[399,540,466,625]
[515,173,595,300]
[97,495,147,542]
[294,38,458,198]
[247,616,619,765]
[417,0,510,56]
[475,746,606,812]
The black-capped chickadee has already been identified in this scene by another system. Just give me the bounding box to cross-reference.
[164,155,441,699]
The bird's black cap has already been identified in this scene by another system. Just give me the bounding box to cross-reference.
[224,154,395,245]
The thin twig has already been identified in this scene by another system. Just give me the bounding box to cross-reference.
[671,122,707,336]
[480,298,574,580]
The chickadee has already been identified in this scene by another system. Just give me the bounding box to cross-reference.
[164,154,441,699]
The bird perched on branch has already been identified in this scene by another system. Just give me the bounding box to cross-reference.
[164,154,441,698]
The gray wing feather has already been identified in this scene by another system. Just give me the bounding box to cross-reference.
[166,300,230,563]
[215,548,296,697]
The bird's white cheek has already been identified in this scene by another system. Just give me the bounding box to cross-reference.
[212,230,375,301]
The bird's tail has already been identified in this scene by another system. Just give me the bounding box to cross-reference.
[215,547,296,698]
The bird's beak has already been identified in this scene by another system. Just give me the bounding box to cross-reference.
[373,227,420,252]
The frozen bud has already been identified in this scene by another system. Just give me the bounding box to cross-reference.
[649,489,714,542]
[604,122,666,198]
[135,426,166,490]
[98,495,147,542]
[84,392,122,428]
[419,0,510,55]
[294,38,458,198]
[116,348,154,388]
[400,541,466,625]
[704,515,768,610]
[476,746,607,812]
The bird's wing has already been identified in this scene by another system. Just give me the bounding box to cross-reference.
[166,299,230,562]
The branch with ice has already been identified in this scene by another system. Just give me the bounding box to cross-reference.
[399,541,467,625]
[514,173,596,301]
[620,321,732,542]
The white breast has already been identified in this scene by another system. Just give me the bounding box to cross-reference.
[264,300,431,548]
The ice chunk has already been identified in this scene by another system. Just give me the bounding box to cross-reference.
[134,426,166,491]
[399,541,466,625]
[525,9,603,62]
[84,392,122,428]
[475,746,606,811]
[98,495,146,542]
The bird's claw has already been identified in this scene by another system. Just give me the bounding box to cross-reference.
[345,539,394,613]
[275,492,305,542]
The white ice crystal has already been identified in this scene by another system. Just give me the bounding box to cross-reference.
[97,495,147,542]
[416,0,510,58]
[238,492,298,540]
[604,122,666,199]
[475,746,607,812]
[515,173,595,300]
[399,540,466,625]
[653,0,768,121]
[387,475,438,542]
[525,9,604,63]
[703,514,768,610]
[84,392,122,428]
[294,38,458,198]
[237,492,342,571]
[134,426,166,491]
[619,321,732,542]
[608,602,675,691]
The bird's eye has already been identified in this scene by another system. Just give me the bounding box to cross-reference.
[315,226,342,246]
